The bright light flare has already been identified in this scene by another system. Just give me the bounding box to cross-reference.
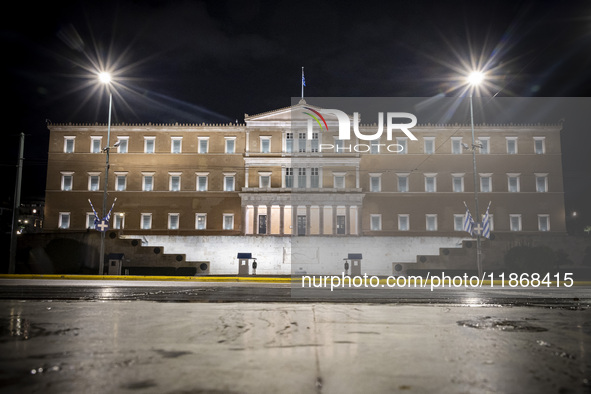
[467,71,484,86]
[98,72,112,84]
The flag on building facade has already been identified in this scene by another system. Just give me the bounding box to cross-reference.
[463,202,475,236]
[482,201,492,239]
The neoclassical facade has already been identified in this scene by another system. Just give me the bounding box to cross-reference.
[44,100,566,240]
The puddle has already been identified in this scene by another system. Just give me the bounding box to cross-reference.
[457,317,548,332]
[152,349,192,359]
[0,317,79,342]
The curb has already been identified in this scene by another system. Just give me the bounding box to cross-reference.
[1,274,590,287]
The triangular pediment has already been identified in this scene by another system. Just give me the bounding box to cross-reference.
[244,99,352,127]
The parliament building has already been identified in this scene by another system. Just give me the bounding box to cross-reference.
[43,100,566,275]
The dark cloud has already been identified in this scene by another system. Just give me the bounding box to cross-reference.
[1,0,591,220]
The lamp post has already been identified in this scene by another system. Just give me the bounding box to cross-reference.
[98,72,112,275]
[468,71,484,277]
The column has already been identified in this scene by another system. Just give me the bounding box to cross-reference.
[292,205,298,236]
[356,205,362,236]
[345,205,351,235]
[306,205,311,235]
[318,205,324,235]
[279,205,285,235]
[267,204,272,235]
[332,205,337,235]
[253,205,258,235]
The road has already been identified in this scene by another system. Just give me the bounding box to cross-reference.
[1,278,590,305]
[0,279,589,393]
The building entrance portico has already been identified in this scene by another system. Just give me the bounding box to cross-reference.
[240,193,363,236]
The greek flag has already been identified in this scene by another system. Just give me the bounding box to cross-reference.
[482,201,492,239]
[88,198,117,231]
[463,203,475,236]
[88,199,100,228]
[105,198,117,223]
[302,73,306,87]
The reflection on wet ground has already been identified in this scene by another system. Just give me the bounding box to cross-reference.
[0,298,589,394]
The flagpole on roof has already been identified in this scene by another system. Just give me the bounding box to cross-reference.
[301,67,305,99]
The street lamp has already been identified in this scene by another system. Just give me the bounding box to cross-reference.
[467,71,484,277]
[98,72,113,275]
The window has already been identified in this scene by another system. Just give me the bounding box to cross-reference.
[86,213,96,229]
[424,137,435,154]
[480,174,492,192]
[396,137,408,154]
[478,137,490,154]
[506,137,518,154]
[311,133,319,153]
[224,173,235,191]
[169,173,181,192]
[507,174,520,192]
[398,214,409,231]
[510,214,522,231]
[285,132,293,153]
[534,137,545,154]
[426,214,438,231]
[88,173,100,191]
[225,137,236,154]
[370,214,382,231]
[58,212,70,229]
[91,136,102,153]
[195,213,207,230]
[538,215,550,232]
[144,137,155,153]
[333,172,345,189]
[397,173,409,192]
[223,214,234,230]
[298,168,307,189]
[168,213,179,230]
[454,214,464,231]
[171,137,182,154]
[61,172,74,191]
[451,137,462,154]
[425,173,437,192]
[452,173,464,193]
[335,139,344,153]
[196,173,208,192]
[141,213,152,230]
[298,133,307,152]
[369,174,382,192]
[259,172,271,188]
[285,168,294,188]
[115,172,127,191]
[260,136,271,153]
[535,173,548,192]
[64,136,75,153]
[117,136,129,153]
[310,168,319,188]
[198,137,209,154]
[370,139,381,154]
[142,173,154,191]
[114,213,125,230]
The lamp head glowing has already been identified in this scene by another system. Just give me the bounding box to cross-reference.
[467,71,484,86]
[98,72,112,84]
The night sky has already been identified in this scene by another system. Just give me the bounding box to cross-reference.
[2,0,591,231]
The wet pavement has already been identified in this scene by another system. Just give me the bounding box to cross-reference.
[0,280,589,393]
